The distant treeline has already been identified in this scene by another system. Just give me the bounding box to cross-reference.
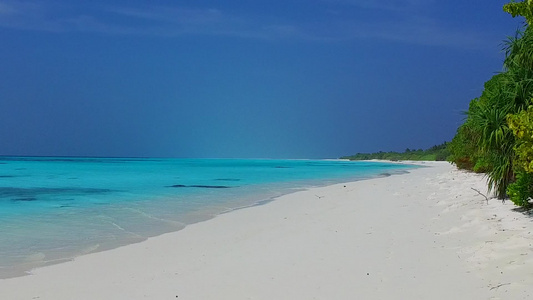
[341,142,449,162]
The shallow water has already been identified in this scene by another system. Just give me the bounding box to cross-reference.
[0,157,415,277]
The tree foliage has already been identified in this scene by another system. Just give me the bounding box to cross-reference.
[508,105,533,172]
[504,0,533,24]
[341,143,449,162]
[448,1,533,203]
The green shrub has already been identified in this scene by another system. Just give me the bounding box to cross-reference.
[453,156,475,170]
[473,157,492,173]
[507,171,533,208]
[435,149,450,161]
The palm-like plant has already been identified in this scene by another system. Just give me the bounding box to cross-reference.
[503,27,533,70]
[468,100,516,198]
[487,150,515,199]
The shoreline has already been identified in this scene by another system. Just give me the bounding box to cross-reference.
[2,171,414,280]
[0,159,414,279]
[1,161,532,299]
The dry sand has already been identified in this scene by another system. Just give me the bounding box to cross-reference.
[1,161,532,299]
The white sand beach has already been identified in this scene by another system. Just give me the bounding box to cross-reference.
[1,162,532,299]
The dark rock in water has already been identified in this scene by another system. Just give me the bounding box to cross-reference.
[193,185,232,188]
[168,184,232,189]
[215,178,241,182]
[12,197,38,202]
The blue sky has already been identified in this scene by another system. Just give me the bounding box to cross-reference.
[0,0,525,158]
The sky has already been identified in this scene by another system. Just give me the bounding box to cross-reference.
[0,0,526,158]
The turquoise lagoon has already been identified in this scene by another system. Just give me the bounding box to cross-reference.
[0,157,415,277]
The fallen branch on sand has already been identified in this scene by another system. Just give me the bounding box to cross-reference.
[489,283,511,290]
[471,188,489,204]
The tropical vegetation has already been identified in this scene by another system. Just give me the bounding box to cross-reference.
[447,0,533,207]
[341,142,449,161]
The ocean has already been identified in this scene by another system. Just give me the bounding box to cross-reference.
[0,157,415,278]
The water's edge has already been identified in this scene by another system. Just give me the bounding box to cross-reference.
[0,158,418,279]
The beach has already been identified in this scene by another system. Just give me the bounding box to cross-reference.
[1,161,532,299]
